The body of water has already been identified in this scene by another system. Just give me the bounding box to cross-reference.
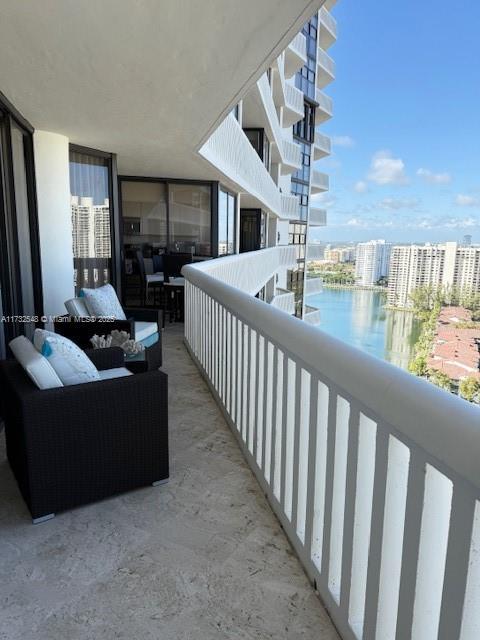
[307,287,422,370]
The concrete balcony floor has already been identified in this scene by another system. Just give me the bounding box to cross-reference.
[0,324,339,640]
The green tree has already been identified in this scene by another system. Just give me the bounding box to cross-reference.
[459,377,480,403]
[408,355,428,377]
[428,369,452,392]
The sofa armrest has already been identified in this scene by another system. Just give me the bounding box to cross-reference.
[123,307,163,331]
[84,347,125,370]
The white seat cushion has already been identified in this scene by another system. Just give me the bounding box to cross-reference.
[65,297,90,317]
[9,336,63,389]
[98,367,133,380]
[80,284,126,320]
[134,321,158,342]
[33,329,100,386]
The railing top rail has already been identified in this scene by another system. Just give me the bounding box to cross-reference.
[183,259,480,489]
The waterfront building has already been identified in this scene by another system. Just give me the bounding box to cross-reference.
[324,246,355,263]
[388,242,480,307]
[2,4,480,640]
[354,239,392,286]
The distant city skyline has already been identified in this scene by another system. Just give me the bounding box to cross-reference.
[310,0,480,243]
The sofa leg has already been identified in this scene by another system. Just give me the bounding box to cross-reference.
[152,478,169,487]
[32,513,55,524]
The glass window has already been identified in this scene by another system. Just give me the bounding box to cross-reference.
[244,128,270,171]
[70,149,112,293]
[168,183,211,256]
[218,188,236,255]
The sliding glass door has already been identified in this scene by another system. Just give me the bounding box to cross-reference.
[0,98,42,357]
[69,146,118,295]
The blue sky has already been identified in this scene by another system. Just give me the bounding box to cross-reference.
[311,0,480,243]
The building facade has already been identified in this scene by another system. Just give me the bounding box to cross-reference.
[325,245,355,263]
[387,242,480,307]
[354,239,392,286]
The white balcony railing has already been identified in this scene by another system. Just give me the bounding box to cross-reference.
[199,113,281,216]
[316,89,334,123]
[319,7,337,50]
[283,82,305,126]
[311,170,329,194]
[314,131,332,160]
[309,207,327,226]
[192,245,297,296]
[281,139,302,173]
[183,252,480,640]
[271,289,295,315]
[305,276,324,295]
[317,48,336,88]
[285,32,307,78]
[307,243,324,260]
[281,193,301,221]
[304,304,322,325]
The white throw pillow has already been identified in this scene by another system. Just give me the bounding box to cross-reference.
[9,336,64,390]
[65,297,90,318]
[33,329,100,386]
[80,284,126,320]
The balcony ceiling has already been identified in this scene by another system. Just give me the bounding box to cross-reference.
[0,0,324,178]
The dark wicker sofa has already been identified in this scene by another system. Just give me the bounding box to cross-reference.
[0,347,168,522]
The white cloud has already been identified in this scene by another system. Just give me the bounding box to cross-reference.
[416,168,452,184]
[455,194,479,206]
[311,192,337,209]
[332,135,355,148]
[354,180,368,193]
[367,150,409,185]
[376,197,419,210]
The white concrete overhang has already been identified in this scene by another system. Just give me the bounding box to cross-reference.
[0,0,326,179]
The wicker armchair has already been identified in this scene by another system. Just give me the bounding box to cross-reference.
[0,347,168,522]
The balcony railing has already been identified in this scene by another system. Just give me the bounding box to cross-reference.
[285,32,307,78]
[282,139,302,172]
[309,207,327,226]
[283,82,305,126]
[280,193,301,221]
[183,251,480,640]
[304,304,321,325]
[314,131,332,160]
[305,276,324,295]
[307,243,324,260]
[317,48,336,88]
[199,113,281,216]
[316,89,334,123]
[271,288,295,315]
[311,170,329,194]
[319,7,337,50]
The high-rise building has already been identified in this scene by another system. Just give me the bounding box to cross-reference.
[325,246,355,263]
[354,239,392,286]
[387,242,480,307]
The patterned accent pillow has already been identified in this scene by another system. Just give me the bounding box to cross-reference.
[33,329,100,386]
[80,284,126,320]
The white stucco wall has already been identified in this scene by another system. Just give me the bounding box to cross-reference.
[34,130,74,318]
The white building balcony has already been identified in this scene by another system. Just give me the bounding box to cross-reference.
[183,252,480,640]
[310,170,329,194]
[319,6,337,50]
[313,130,332,160]
[305,275,323,295]
[307,243,324,260]
[270,288,295,315]
[283,82,305,126]
[284,32,307,78]
[281,139,302,173]
[309,206,327,226]
[317,48,336,88]
[199,113,281,216]
[304,304,322,325]
[280,193,301,221]
[316,88,334,123]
